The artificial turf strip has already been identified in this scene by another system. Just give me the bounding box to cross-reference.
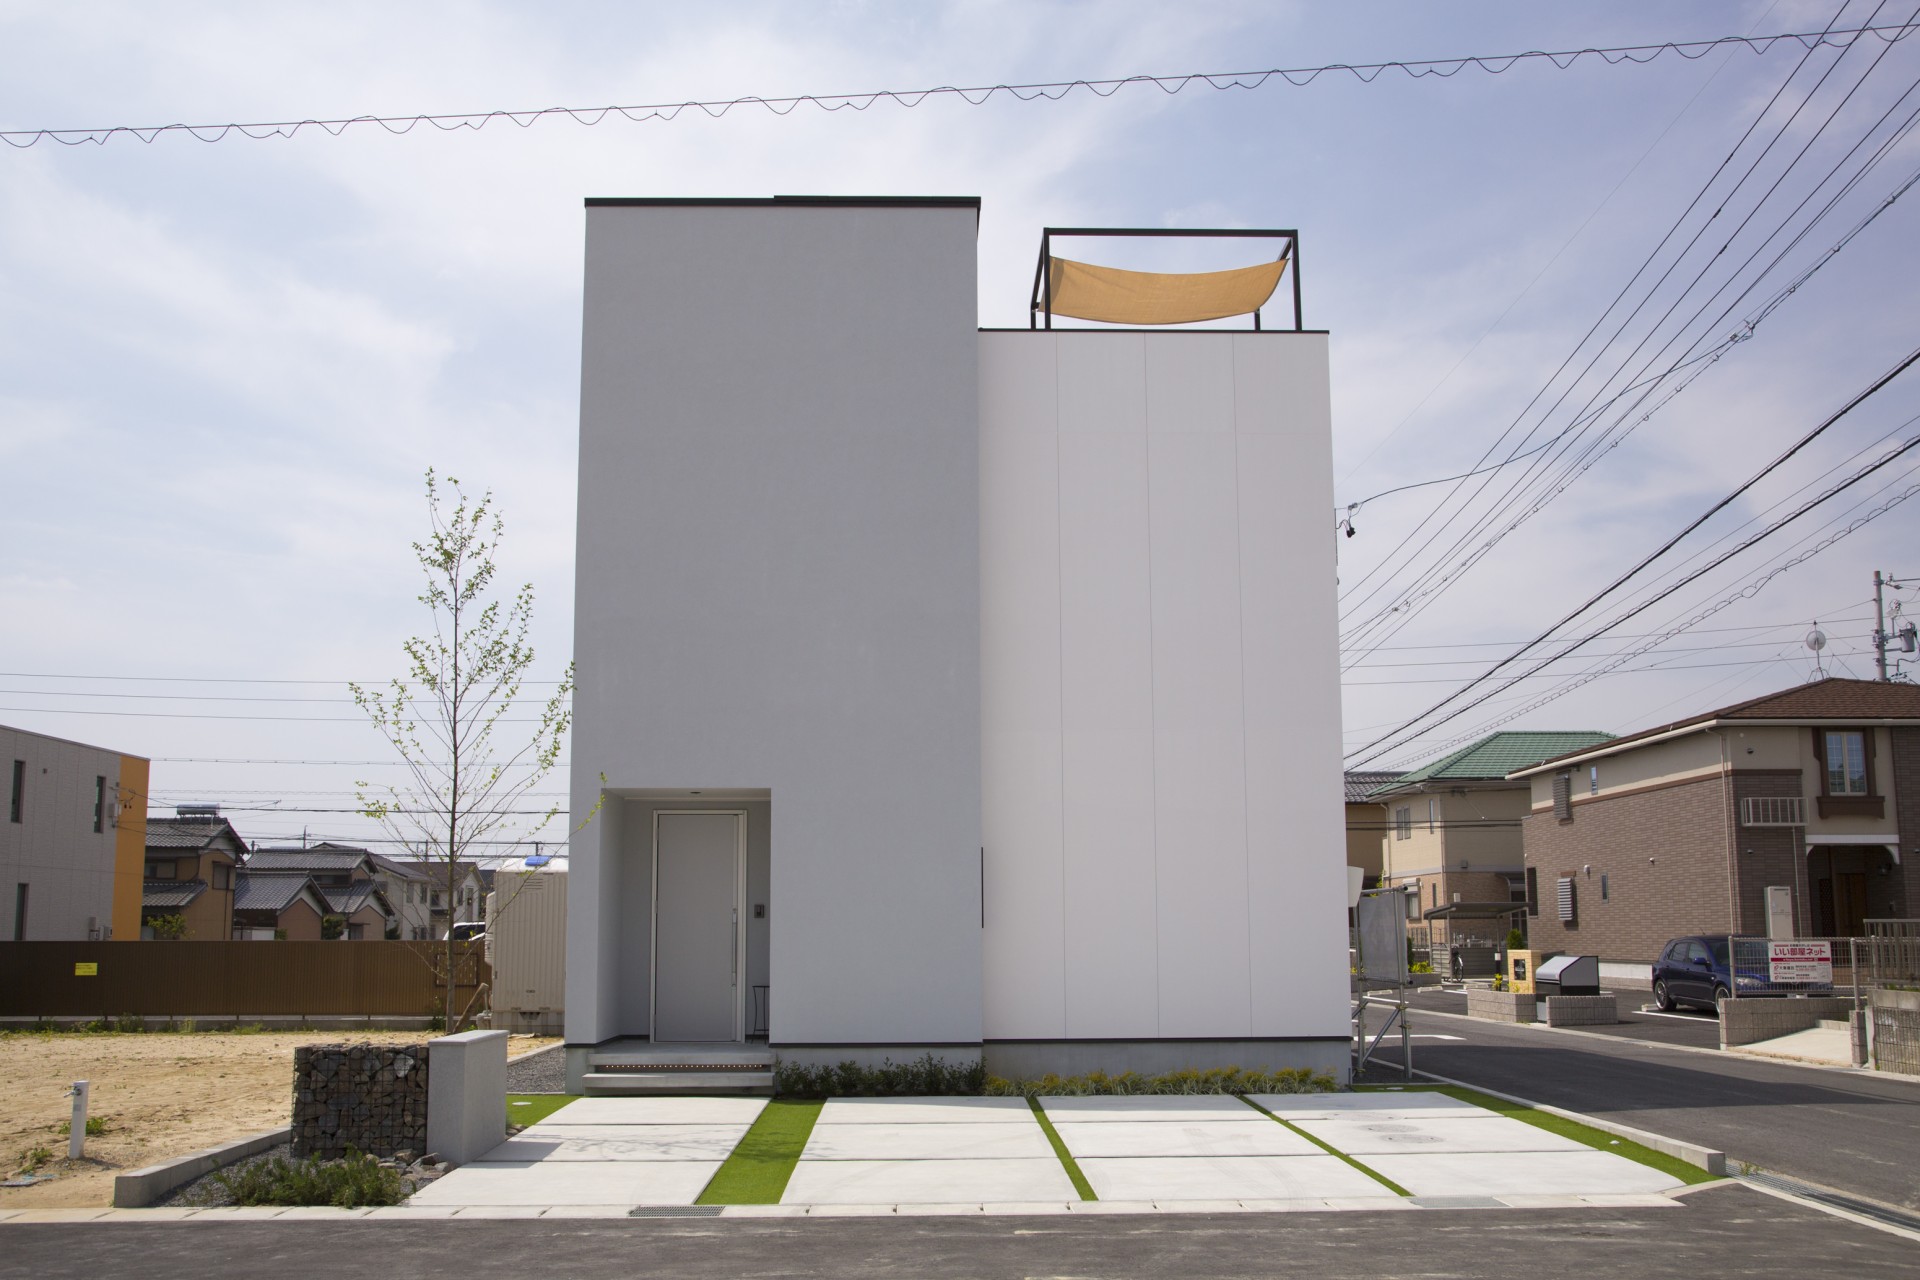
[1237,1095,1412,1197]
[1423,1084,1719,1185]
[506,1093,578,1125]
[695,1100,823,1205]
[1027,1097,1097,1201]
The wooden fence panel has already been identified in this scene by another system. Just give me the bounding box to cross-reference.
[0,941,489,1019]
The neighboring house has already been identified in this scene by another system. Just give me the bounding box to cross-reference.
[386,859,486,938]
[1512,677,1920,964]
[1344,770,1399,893]
[244,843,399,940]
[143,806,248,940]
[231,870,333,941]
[565,197,1347,1083]
[1,723,149,941]
[368,853,433,940]
[320,879,397,941]
[1371,732,1614,949]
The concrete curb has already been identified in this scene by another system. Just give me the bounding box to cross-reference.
[112,1127,292,1208]
[1392,1069,1726,1176]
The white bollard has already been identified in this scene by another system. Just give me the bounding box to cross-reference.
[68,1081,89,1160]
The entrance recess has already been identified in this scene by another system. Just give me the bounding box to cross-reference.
[651,811,745,1042]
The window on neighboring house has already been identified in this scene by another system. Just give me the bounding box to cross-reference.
[211,864,231,891]
[1425,798,1438,833]
[1552,773,1572,822]
[1823,730,1869,796]
[13,883,26,940]
[1556,876,1577,925]
[1600,873,1609,901]
[9,760,23,824]
[1430,882,1438,908]
[1525,867,1539,918]
[1589,765,1599,796]
[145,862,175,880]
[93,776,106,832]
[1393,806,1412,840]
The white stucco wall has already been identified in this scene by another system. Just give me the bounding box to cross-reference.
[978,332,1351,1050]
[567,199,983,1050]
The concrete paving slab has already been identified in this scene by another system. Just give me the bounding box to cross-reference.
[1038,1096,1265,1122]
[782,1157,1076,1205]
[407,1159,723,1207]
[1364,1150,1685,1198]
[361,1205,464,1219]
[479,1125,749,1162]
[269,1207,373,1220]
[802,1121,1053,1161]
[529,1097,766,1126]
[536,1205,633,1219]
[1291,1114,1589,1154]
[1251,1091,1483,1118]
[1077,1154,1393,1202]
[107,1207,201,1221]
[813,1097,1035,1124]
[449,1205,550,1218]
[1732,1025,1853,1065]
[1051,1119,1321,1158]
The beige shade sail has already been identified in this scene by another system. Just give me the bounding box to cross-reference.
[1045,253,1289,326]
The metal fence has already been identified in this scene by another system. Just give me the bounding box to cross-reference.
[1723,929,1920,999]
[0,940,489,1019]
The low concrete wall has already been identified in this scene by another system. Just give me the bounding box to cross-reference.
[1719,996,1858,1049]
[113,1126,291,1207]
[1465,989,1536,1024]
[1542,994,1617,1027]
[428,1029,509,1165]
[1870,988,1920,1076]
[1598,962,1652,991]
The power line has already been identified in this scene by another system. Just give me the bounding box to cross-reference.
[1349,343,1920,758]
[1339,8,1920,654]
[1356,454,1920,766]
[4,24,1917,150]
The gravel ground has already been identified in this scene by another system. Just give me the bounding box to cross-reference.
[505,1044,568,1093]
[160,1143,294,1207]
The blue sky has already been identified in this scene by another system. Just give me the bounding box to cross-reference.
[3,1,1917,856]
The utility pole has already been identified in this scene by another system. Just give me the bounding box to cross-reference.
[1876,570,1889,681]
[1872,571,1916,681]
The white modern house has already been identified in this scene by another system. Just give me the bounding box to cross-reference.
[564,196,1349,1089]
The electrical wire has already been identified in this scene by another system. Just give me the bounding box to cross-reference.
[3,24,1916,149]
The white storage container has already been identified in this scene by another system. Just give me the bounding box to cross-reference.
[487,870,566,1036]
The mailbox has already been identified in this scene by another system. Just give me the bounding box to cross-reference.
[1507,949,1543,995]
[1535,954,1600,998]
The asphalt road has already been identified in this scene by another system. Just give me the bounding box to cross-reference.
[3,1186,1913,1279]
[1402,985,1725,1049]
[1364,1007,1920,1211]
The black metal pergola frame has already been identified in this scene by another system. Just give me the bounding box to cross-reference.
[1029,226,1302,331]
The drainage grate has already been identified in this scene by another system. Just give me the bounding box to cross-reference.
[627,1205,728,1218]
[1744,1173,1920,1235]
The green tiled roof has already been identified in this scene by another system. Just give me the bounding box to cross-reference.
[1369,731,1614,793]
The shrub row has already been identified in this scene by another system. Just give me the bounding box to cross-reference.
[773,1056,1335,1099]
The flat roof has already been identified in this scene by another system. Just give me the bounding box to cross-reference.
[585,195,981,210]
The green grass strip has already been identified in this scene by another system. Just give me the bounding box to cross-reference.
[1237,1095,1412,1196]
[506,1093,578,1126]
[696,1099,823,1205]
[1414,1085,1719,1185]
[1028,1097,1097,1201]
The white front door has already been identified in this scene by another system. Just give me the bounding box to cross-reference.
[651,811,744,1042]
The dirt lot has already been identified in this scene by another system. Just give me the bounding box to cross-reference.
[0,1031,558,1208]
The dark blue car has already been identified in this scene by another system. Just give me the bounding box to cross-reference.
[1652,935,1831,1011]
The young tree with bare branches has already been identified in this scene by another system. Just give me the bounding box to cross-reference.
[352,470,572,1029]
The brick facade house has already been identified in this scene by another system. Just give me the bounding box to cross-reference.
[1512,678,1920,964]
[1370,731,1613,949]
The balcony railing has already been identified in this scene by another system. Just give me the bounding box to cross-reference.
[1740,795,1806,827]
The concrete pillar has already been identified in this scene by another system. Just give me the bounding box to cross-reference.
[426,1030,509,1165]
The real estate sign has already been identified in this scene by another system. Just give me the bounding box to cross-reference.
[1768,940,1832,984]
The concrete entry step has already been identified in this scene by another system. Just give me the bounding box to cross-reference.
[581,1070,774,1096]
